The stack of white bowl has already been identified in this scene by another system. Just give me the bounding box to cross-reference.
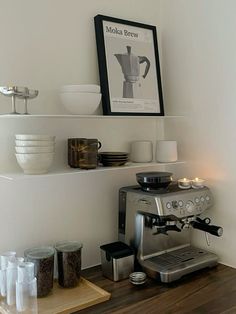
[15,134,55,174]
[59,84,101,115]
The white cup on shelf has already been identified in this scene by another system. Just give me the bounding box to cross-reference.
[130,141,153,163]
[156,140,178,163]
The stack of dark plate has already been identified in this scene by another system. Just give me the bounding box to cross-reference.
[99,152,129,167]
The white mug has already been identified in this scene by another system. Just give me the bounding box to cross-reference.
[156,140,178,162]
[130,141,153,163]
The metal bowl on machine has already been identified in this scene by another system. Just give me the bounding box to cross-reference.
[136,172,173,191]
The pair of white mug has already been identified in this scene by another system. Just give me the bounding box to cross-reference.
[130,140,178,163]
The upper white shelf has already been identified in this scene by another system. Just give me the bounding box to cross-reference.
[0,161,186,181]
[0,114,185,119]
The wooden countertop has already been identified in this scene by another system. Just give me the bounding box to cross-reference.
[77,264,236,314]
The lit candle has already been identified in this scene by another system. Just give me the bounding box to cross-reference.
[178,178,191,189]
[192,177,205,189]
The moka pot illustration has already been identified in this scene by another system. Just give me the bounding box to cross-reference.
[115,46,150,98]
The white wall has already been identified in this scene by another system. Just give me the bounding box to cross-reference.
[0,164,164,268]
[161,0,236,267]
[0,0,163,268]
[0,0,162,114]
[2,0,234,270]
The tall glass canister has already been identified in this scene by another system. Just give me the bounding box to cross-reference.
[55,241,82,288]
[24,247,54,297]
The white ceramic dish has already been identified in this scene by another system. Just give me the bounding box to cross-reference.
[15,153,54,174]
[15,140,55,147]
[15,134,55,141]
[60,85,100,93]
[60,92,101,115]
[15,146,55,154]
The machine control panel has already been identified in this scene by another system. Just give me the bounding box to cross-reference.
[161,187,213,218]
[119,185,214,221]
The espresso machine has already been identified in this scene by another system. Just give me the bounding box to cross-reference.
[115,46,150,98]
[119,172,223,283]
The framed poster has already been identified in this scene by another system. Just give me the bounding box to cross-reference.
[94,15,164,116]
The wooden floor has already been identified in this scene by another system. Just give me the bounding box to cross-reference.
[76,264,236,314]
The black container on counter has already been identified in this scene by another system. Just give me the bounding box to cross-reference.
[100,241,134,281]
[24,246,55,297]
[55,241,83,288]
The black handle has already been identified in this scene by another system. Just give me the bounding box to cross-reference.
[139,56,150,78]
[191,221,223,237]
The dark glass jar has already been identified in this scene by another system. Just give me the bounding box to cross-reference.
[55,241,82,288]
[24,246,55,297]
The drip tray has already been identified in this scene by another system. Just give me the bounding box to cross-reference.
[140,246,218,283]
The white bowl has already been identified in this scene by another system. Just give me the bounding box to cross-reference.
[15,140,55,147]
[15,146,55,154]
[60,92,101,115]
[15,153,54,174]
[60,85,100,93]
[15,134,55,141]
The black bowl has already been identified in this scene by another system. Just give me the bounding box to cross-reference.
[136,172,173,191]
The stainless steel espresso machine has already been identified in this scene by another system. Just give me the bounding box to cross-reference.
[119,172,223,283]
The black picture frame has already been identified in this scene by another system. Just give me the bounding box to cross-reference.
[94,14,164,116]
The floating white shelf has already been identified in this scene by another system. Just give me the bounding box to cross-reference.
[0,114,185,119]
[0,161,186,181]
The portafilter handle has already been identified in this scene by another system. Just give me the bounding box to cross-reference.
[191,217,223,237]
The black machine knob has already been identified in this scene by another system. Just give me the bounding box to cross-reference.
[186,200,194,213]
[172,201,178,209]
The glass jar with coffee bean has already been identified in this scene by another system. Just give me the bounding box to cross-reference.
[24,246,55,297]
[55,241,82,288]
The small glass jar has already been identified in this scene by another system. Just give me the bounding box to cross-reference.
[178,178,191,189]
[55,241,82,288]
[192,178,205,189]
[24,246,54,297]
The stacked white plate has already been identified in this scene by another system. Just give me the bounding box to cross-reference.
[59,84,101,115]
[15,134,55,174]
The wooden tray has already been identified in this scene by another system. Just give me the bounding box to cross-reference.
[0,277,111,314]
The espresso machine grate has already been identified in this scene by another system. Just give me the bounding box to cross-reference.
[148,246,209,270]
